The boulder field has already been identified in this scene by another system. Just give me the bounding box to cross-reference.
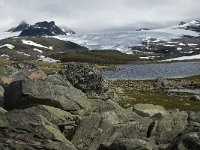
[0,62,199,150]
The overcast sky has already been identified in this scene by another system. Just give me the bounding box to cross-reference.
[0,0,200,33]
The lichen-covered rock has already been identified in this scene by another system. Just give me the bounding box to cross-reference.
[134,103,168,117]
[151,110,188,147]
[0,62,46,86]
[4,75,91,115]
[59,63,108,97]
[0,105,78,150]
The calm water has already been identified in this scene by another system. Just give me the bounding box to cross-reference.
[102,62,200,80]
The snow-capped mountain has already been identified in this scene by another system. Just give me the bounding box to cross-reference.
[5,21,75,37]
[176,20,200,32]
[19,21,75,36]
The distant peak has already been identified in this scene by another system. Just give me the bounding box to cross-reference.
[19,21,75,36]
[49,21,55,25]
[19,21,28,25]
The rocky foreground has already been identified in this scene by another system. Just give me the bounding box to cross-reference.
[0,62,199,150]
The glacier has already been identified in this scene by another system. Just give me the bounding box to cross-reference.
[54,31,181,53]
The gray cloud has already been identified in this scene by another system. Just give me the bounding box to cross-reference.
[0,0,200,33]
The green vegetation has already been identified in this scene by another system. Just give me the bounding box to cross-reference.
[51,50,148,64]
[109,77,200,112]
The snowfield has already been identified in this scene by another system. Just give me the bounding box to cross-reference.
[162,54,200,62]
[151,28,199,37]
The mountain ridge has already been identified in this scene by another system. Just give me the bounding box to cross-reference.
[7,21,76,37]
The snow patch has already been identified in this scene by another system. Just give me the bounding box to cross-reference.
[17,51,31,57]
[49,46,53,50]
[1,54,9,58]
[22,39,52,50]
[177,47,182,50]
[33,48,43,53]
[38,55,60,62]
[188,43,198,46]
[140,56,160,60]
[164,45,175,47]
[179,43,186,46]
[0,44,15,49]
[16,51,31,57]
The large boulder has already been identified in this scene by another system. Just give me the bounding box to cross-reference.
[59,63,108,97]
[4,75,91,115]
[151,110,188,148]
[167,127,200,150]
[95,100,147,125]
[0,62,46,86]
[72,114,116,150]
[0,105,77,150]
[133,103,168,117]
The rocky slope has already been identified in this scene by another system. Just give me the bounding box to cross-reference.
[130,36,200,58]
[0,37,88,61]
[0,62,199,150]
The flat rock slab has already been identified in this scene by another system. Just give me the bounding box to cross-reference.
[133,103,168,117]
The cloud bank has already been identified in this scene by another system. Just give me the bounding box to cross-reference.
[1,0,200,33]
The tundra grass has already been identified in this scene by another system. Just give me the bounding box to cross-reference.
[109,77,200,112]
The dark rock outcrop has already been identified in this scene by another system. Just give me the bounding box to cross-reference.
[59,63,109,97]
